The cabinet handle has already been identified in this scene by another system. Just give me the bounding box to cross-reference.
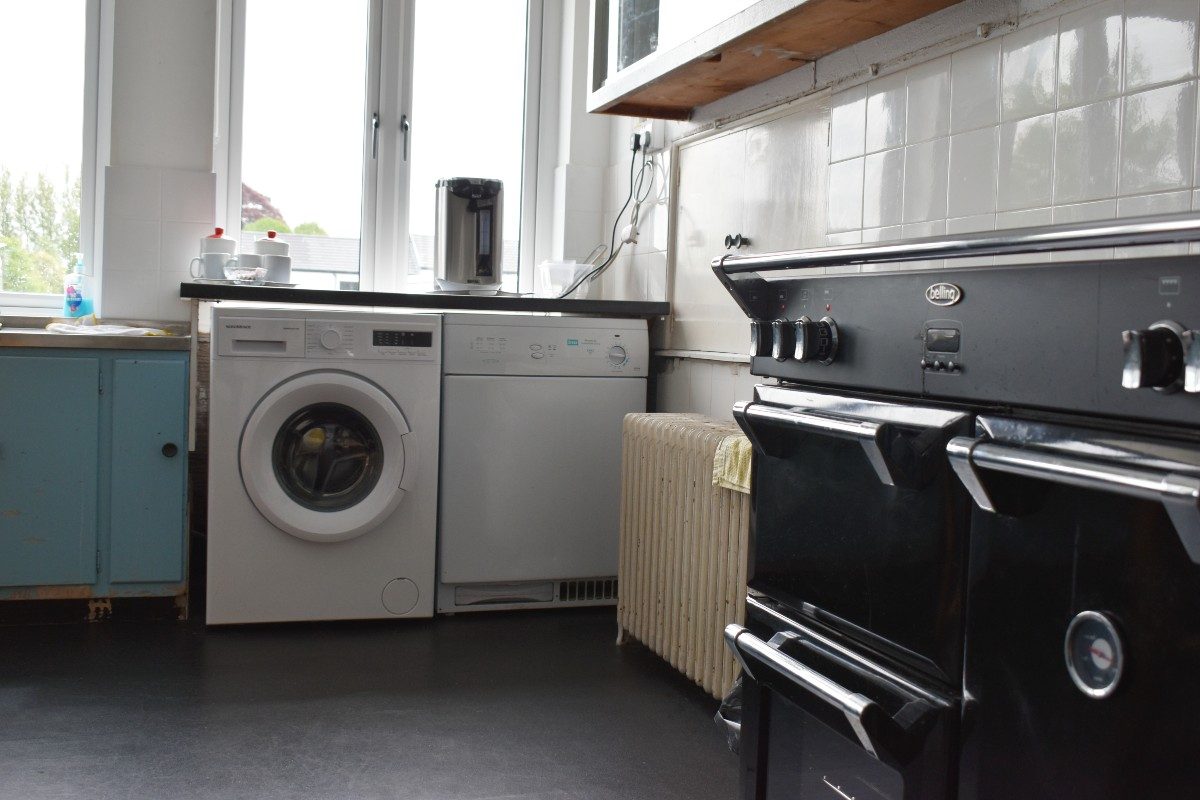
[162,443,179,458]
[725,233,751,249]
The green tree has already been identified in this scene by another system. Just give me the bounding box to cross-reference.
[0,169,79,293]
[245,217,291,233]
[293,221,327,236]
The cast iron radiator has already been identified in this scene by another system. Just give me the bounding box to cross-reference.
[617,413,750,699]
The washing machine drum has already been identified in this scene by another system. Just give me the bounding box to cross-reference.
[240,371,417,542]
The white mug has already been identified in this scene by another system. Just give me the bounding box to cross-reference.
[261,254,292,283]
[190,252,234,280]
[230,253,263,269]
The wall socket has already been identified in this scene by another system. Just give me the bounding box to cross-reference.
[634,118,662,153]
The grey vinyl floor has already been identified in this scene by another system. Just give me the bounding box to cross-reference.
[0,608,739,800]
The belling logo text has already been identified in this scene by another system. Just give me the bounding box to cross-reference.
[925,282,962,307]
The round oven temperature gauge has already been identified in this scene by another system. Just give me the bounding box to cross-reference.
[1064,611,1124,699]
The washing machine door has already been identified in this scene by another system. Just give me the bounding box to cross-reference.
[239,370,416,542]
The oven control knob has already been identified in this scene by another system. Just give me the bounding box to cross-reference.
[1122,321,1184,392]
[319,328,342,350]
[810,316,839,365]
[1184,330,1200,393]
[771,319,796,362]
[750,320,772,358]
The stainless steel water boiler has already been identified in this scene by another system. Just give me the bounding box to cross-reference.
[434,177,503,290]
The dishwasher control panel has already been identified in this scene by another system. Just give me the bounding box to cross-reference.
[443,316,648,376]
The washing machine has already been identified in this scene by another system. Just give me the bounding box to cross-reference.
[438,314,648,613]
[206,307,441,624]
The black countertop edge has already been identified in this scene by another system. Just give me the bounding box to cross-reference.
[180,282,671,318]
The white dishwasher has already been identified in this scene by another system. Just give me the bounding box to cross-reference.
[438,314,648,613]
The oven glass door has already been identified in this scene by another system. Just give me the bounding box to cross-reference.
[736,386,973,683]
[949,417,1200,798]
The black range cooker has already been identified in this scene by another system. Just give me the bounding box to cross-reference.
[714,214,1200,799]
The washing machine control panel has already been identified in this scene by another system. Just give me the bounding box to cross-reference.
[304,320,438,361]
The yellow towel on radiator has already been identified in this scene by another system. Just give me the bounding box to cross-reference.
[712,433,753,494]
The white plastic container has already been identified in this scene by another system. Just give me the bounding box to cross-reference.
[200,226,238,255]
[535,260,594,299]
[253,229,290,256]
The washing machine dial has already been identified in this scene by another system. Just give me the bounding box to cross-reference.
[607,344,628,365]
[319,328,343,351]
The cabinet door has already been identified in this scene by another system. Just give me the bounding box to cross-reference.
[741,103,829,255]
[109,358,187,583]
[0,355,100,587]
[673,127,747,352]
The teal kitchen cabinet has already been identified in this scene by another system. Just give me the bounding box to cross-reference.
[0,348,189,609]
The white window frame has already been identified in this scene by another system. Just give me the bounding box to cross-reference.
[216,0,545,294]
[0,0,111,313]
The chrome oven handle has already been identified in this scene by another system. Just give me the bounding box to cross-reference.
[725,624,885,759]
[947,436,1200,564]
[733,401,899,486]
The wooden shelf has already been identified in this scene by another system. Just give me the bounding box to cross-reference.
[588,0,960,120]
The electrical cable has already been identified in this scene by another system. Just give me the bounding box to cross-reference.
[558,146,653,299]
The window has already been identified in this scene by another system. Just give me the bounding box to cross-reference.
[222,0,540,293]
[0,1,103,309]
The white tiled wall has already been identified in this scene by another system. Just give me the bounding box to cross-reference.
[101,165,215,321]
[827,0,1200,267]
[655,357,760,420]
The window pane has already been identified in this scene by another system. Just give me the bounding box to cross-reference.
[408,0,527,293]
[240,1,370,290]
[0,2,86,295]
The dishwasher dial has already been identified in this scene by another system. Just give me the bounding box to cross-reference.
[607,344,627,366]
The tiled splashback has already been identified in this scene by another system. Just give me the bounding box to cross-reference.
[101,164,216,321]
[828,0,1200,268]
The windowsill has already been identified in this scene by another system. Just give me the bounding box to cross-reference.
[0,306,59,318]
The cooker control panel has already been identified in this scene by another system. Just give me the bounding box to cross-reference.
[756,316,839,364]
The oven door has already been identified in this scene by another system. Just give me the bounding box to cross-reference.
[735,385,973,684]
[948,417,1200,798]
[729,596,958,800]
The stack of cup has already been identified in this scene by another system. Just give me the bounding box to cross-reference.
[254,230,291,283]
[189,227,238,280]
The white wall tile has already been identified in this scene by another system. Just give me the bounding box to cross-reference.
[1001,19,1060,120]
[948,127,999,217]
[898,219,947,270]
[1054,98,1120,203]
[1120,80,1197,194]
[1052,199,1117,260]
[946,213,997,266]
[1124,0,1198,91]
[865,72,907,153]
[101,269,159,319]
[102,217,160,274]
[861,225,903,243]
[161,220,213,276]
[951,39,1001,133]
[828,157,864,232]
[1116,190,1192,256]
[902,137,949,223]
[1057,0,1123,108]
[906,56,951,143]
[104,165,161,220]
[999,113,1055,210]
[827,230,863,246]
[160,169,216,224]
[156,269,193,321]
[996,206,1054,263]
[863,148,905,228]
[831,85,867,161]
